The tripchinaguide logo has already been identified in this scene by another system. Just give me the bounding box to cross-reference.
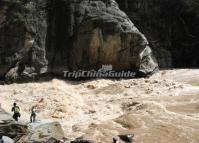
[63,65,136,78]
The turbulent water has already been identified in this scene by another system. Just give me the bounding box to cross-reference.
[1,69,199,143]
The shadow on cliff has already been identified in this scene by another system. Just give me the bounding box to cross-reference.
[116,0,199,68]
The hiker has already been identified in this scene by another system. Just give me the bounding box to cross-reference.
[11,103,20,121]
[30,106,36,123]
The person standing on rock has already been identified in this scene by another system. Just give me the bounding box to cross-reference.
[30,106,36,123]
[11,103,21,121]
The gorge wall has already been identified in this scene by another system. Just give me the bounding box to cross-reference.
[0,0,198,82]
[0,0,158,82]
[116,0,199,68]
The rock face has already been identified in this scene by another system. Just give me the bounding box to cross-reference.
[0,0,158,82]
[0,106,28,142]
[47,0,157,75]
[0,106,65,143]
[116,0,199,68]
[0,0,48,82]
[19,121,65,143]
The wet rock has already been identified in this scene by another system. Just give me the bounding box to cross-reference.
[87,84,96,89]
[20,121,65,143]
[0,80,5,85]
[71,137,94,143]
[113,134,134,143]
[5,64,19,82]
[46,137,59,143]
[1,136,14,143]
[0,107,28,142]
[0,106,66,143]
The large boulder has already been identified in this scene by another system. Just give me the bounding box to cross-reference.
[1,136,14,143]
[18,121,64,143]
[47,0,158,75]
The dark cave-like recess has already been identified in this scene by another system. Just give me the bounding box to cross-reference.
[46,0,72,72]
[116,0,199,68]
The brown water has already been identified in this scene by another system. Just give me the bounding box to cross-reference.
[1,69,199,143]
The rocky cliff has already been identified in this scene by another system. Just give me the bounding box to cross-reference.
[0,0,48,82]
[1,0,199,82]
[0,0,158,82]
[116,0,199,68]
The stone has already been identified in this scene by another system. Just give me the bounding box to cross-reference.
[46,137,59,143]
[0,106,66,143]
[0,107,28,142]
[49,0,158,76]
[1,136,14,143]
[113,134,134,143]
[0,0,158,82]
[71,137,94,143]
[19,121,65,143]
